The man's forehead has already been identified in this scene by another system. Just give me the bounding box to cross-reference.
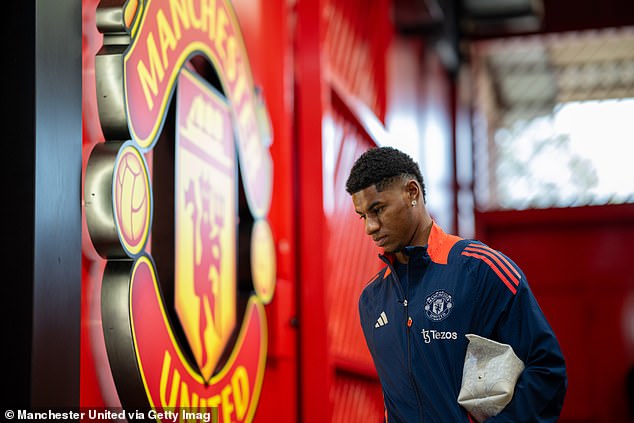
[352,184,398,208]
[352,184,378,198]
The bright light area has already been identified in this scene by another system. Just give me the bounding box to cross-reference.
[494,98,634,209]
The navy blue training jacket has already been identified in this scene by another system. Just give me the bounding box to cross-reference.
[359,223,567,422]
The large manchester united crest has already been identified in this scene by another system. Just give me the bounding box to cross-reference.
[83,0,276,421]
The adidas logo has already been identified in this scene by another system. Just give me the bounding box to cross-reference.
[375,311,388,328]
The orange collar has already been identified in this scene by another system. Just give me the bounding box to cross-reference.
[382,222,463,265]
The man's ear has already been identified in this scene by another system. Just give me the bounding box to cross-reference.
[406,179,420,202]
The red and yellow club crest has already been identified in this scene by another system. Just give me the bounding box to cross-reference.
[175,69,237,381]
[84,0,275,421]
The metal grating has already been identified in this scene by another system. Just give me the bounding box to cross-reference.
[469,26,634,211]
[472,26,634,125]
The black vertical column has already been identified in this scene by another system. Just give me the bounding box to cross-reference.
[2,0,82,410]
[3,1,37,410]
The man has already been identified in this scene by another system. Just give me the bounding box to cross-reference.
[345,146,567,422]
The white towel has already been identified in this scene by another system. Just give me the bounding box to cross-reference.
[457,334,525,422]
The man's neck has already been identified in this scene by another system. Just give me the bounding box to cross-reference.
[395,217,433,263]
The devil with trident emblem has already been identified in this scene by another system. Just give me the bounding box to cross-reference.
[184,174,225,370]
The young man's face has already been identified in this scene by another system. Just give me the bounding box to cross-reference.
[351,181,418,254]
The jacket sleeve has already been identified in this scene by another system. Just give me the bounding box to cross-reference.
[471,251,568,423]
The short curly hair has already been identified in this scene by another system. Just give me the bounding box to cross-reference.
[345,146,426,201]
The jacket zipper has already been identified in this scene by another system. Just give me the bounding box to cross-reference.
[395,265,425,422]
[381,256,426,421]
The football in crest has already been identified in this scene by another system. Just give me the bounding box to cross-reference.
[115,148,149,245]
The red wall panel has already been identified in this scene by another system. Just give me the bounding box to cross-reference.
[331,373,385,423]
[323,109,385,422]
[323,109,383,372]
[476,204,634,422]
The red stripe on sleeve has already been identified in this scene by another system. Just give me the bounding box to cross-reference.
[462,251,518,295]
[464,245,520,286]
[467,244,521,279]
